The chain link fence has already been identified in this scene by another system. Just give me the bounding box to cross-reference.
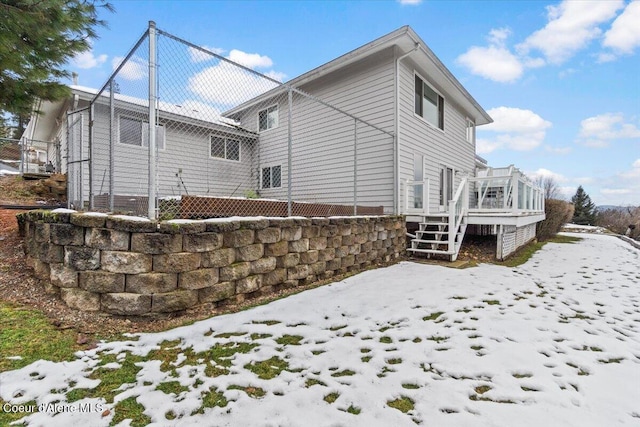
[78,22,394,219]
[0,137,60,175]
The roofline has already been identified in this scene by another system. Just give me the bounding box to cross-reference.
[225,26,492,125]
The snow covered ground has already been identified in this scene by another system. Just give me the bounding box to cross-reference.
[2,233,639,426]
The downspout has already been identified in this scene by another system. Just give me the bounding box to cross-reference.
[395,43,420,214]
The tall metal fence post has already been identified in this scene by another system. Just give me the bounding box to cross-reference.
[148,20,158,220]
[287,87,293,217]
[88,104,94,210]
[353,119,358,215]
[109,79,115,212]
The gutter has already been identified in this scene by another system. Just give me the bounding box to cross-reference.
[395,42,420,214]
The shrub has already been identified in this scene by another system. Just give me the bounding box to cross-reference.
[596,206,640,239]
[536,199,574,241]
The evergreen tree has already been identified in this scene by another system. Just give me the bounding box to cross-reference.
[0,1,113,118]
[571,186,597,225]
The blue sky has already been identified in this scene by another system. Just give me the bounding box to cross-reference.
[68,0,640,206]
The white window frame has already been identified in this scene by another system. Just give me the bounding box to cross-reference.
[209,135,241,162]
[466,118,476,144]
[258,104,279,132]
[261,164,282,189]
[118,115,165,150]
[414,72,445,132]
[439,165,455,210]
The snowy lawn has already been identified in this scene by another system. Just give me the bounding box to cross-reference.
[1,233,639,426]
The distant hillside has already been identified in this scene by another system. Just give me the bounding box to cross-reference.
[598,205,635,212]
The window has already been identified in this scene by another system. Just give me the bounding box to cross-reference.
[210,136,240,161]
[119,116,165,149]
[414,74,444,130]
[261,165,281,189]
[258,105,278,132]
[466,119,475,144]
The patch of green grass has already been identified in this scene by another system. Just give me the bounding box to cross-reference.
[427,335,449,343]
[329,324,347,331]
[275,335,304,346]
[305,378,326,388]
[324,392,340,404]
[331,369,356,377]
[361,356,372,363]
[343,405,361,415]
[214,332,247,338]
[450,296,467,300]
[311,349,325,355]
[379,336,392,344]
[252,320,281,325]
[378,366,395,378]
[412,337,422,343]
[402,383,420,389]
[156,381,189,395]
[521,386,539,392]
[474,385,492,394]
[387,396,415,413]
[422,312,444,321]
[110,396,151,427]
[599,357,624,364]
[191,387,228,415]
[0,398,37,425]
[550,235,582,244]
[165,410,177,420]
[0,302,82,372]
[360,348,371,353]
[250,333,272,340]
[483,299,500,305]
[228,384,266,399]
[386,358,402,365]
[470,345,484,351]
[67,352,145,404]
[512,372,533,378]
[245,356,289,380]
[379,326,391,332]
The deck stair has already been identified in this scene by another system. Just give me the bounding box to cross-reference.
[408,214,467,261]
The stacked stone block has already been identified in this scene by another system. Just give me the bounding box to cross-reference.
[18,211,406,315]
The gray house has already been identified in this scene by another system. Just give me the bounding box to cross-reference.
[24,26,544,260]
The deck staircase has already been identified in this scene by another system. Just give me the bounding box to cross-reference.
[408,214,467,261]
[406,176,470,262]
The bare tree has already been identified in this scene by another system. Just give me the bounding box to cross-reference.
[535,176,561,200]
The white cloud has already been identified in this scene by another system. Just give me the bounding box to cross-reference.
[601,188,632,195]
[633,159,640,169]
[188,45,225,63]
[476,138,502,155]
[457,46,523,83]
[264,70,287,82]
[577,113,640,147]
[227,49,273,69]
[603,1,640,55]
[528,168,568,183]
[72,50,107,69]
[112,56,147,81]
[457,27,524,83]
[188,61,279,108]
[477,107,552,153]
[397,0,422,5]
[544,145,572,155]
[517,0,624,64]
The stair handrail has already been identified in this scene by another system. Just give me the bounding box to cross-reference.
[448,177,468,253]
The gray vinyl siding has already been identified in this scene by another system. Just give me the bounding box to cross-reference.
[398,58,476,213]
[83,103,256,203]
[234,47,397,213]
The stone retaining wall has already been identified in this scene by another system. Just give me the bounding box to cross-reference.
[17,211,406,315]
